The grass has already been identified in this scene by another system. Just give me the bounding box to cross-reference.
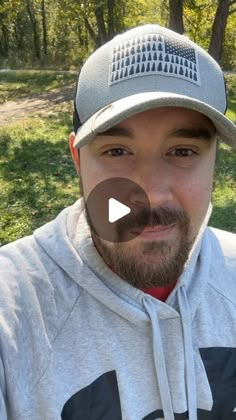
[0,70,77,104]
[210,143,236,232]
[225,74,236,124]
[0,103,81,245]
[0,71,235,245]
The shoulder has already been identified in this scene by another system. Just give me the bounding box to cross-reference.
[0,234,51,325]
[0,234,39,295]
[208,225,236,243]
[0,228,62,280]
[0,234,58,302]
[205,226,236,300]
[207,226,236,260]
[0,231,82,402]
[0,231,81,343]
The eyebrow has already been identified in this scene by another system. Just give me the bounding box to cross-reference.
[96,126,133,138]
[168,128,215,141]
[91,125,215,146]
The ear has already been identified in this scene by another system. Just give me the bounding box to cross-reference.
[69,132,80,175]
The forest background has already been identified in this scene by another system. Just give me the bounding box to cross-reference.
[0,0,236,70]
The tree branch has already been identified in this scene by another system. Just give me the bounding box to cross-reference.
[83,15,97,44]
[229,0,236,5]
[183,13,198,31]
[229,7,236,14]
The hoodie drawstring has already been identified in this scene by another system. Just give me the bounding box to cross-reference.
[143,296,175,420]
[178,287,197,420]
[143,287,197,420]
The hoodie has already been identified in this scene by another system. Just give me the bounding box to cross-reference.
[0,198,235,420]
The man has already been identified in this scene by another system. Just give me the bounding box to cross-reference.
[0,23,235,420]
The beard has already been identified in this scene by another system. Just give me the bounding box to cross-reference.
[78,175,195,289]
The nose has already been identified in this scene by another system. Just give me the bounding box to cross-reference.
[129,160,174,209]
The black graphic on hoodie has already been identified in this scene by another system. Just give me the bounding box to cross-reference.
[61,348,236,419]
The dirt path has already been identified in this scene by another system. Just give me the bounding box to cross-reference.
[1,70,235,126]
[0,86,75,126]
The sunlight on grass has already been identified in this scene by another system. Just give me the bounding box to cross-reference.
[0,113,79,245]
[210,143,236,232]
[0,70,77,104]
[225,74,236,123]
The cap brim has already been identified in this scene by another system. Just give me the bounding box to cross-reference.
[74,92,236,149]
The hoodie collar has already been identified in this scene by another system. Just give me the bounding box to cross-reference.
[34,197,212,321]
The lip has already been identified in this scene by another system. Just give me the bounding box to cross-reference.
[132,224,176,239]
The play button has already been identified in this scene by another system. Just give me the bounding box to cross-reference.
[84,177,151,243]
[109,198,131,223]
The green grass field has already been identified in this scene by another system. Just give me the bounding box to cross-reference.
[0,70,77,104]
[0,71,235,246]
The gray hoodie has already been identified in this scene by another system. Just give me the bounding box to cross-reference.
[0,198,235,420]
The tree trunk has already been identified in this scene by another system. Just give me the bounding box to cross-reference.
[25,0,41,60]
[94,1,108,45]
[41,0,48,58]
[208,0,231,63]
[14,13,25,53]
[119,0,126,31]
[84,15,97,45]
[107,0,115,38]
[169,0,184,34]
[77,22,85,47]
[0,22,9,57]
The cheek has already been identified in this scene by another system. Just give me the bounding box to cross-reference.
[80,156,112,199]
[175,163,214,223]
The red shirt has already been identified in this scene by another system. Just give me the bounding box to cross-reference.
[141,281,177,302]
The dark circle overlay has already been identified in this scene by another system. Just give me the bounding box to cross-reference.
[85,177,151,243]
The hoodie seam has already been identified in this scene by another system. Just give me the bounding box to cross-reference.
[10,289,84,420]
[207,281,236,308]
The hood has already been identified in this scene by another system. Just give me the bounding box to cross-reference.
[34,198,213,419]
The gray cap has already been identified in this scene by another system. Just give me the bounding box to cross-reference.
[73,24,236,149]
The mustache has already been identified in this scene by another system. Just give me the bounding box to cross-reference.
[116,206,190,232]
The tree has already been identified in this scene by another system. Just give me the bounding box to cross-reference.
[25,0,41,60]
[169,0,184,33]
[107,0,116,38]
[0,20,9,58]
[93,0,108,45]
[82,0,124,47]
[0,0,236,70]
[41,0,48,59]
[208,0,236,63]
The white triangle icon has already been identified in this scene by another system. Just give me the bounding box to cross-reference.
[108,198,131,223]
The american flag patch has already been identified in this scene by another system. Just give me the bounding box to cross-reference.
[109,33,200,86]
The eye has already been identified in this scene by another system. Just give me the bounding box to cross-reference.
[169,148,197,157]
[102,148,130,157]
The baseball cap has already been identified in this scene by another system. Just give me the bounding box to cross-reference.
[73,24,236,150]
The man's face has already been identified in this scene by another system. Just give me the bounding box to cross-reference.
[70,107,217,289]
